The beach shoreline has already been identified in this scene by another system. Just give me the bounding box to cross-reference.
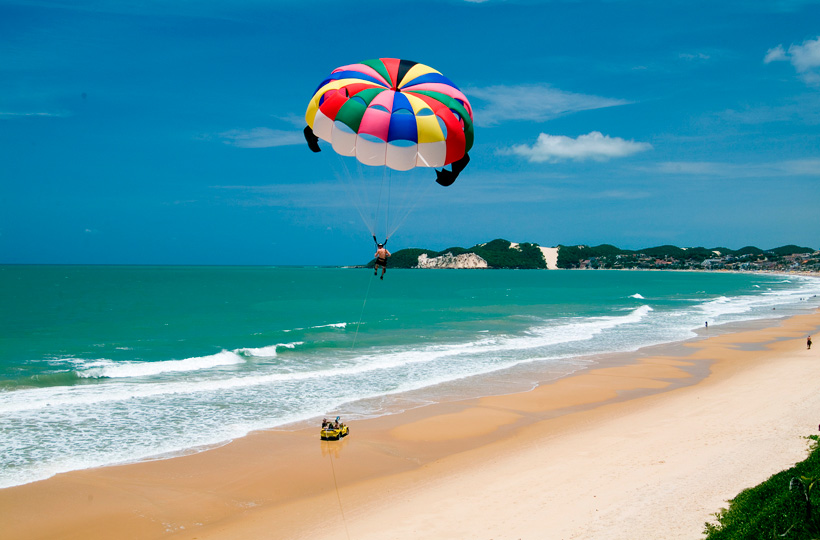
[3,308,820,539]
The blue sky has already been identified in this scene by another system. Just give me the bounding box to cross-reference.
[1,0,819,265]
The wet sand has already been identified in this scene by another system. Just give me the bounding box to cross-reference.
[3,311,819,540]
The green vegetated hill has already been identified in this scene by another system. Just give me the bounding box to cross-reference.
[365,241,818,270]
[472,239,545,268]
[368,239,547,269]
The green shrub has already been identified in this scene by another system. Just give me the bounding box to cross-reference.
[704,436,820,540]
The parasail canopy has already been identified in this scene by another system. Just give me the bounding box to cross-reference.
[305,58,473,180]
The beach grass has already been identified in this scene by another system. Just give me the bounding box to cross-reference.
[704,435,820,539]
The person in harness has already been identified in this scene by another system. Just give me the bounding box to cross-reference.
[374,238,391,280]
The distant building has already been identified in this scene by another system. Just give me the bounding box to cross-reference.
[702,259,724,269]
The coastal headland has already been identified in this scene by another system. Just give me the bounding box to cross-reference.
[3,310,820,539]
[378,239,820,272]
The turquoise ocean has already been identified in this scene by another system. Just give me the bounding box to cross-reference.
[2,265,819,489]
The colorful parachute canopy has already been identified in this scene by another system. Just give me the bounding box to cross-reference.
[305,58,474,175]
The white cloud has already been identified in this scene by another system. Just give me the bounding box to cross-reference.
[679,52,711,61]
[0,111,70,119]
[219,128,303,148]
[589,190,651,200]
[275,113,308,127]
[790,36,820,71]
[502,132,652,163]
[720,93,820,125]
[651,159,820,178]
[764,45,787,63]
[764,36,820,85]
[466,84,629,126]
[213,183,351,208]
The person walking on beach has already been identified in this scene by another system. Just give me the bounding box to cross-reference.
[374,243,391,280]
[808,336,812,350]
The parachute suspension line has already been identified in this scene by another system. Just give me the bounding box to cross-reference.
[377,137,391,244]
[374,164,429,242]
[385,167,391,241]
[385,175,437,239]
[335,154,376,238]
[372,165,390,244]
[328,452,352,540]
[351,272,374,349]
[333,152,435,242]
[332,151,440,242]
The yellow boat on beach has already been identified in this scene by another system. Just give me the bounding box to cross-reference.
[320,417,349,440]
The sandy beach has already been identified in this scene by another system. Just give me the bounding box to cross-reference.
[3,310,820,540]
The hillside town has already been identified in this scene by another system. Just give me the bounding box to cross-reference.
[569,248,820,272]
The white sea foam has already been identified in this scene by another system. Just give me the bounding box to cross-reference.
[70,341,305,381]
[311,322,348,329]
[698,277,819,321]
[629,293,645,299]
[237,342,304,358]
[323,305,656,378]
[283,322,348,333]
[75,350,244,379]
[699,295,749,318]
[0,307,656,416]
